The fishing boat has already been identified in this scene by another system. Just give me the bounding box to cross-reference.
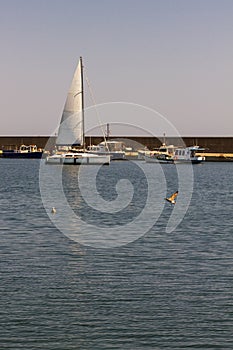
[46,57,110,165]
[173,146,205,164]
[2,144,43,158]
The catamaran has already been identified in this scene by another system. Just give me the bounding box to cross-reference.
[46,57,110,165]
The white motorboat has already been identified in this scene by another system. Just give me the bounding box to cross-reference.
[46,57,110,165]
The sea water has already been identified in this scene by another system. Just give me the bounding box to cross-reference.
[0,159,232,349]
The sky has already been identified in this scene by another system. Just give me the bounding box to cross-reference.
[0,0,233,136]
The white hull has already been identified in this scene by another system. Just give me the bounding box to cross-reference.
[88,151,125,160]
[46,152,110,165]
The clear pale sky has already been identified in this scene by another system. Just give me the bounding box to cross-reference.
[0,0,233,136]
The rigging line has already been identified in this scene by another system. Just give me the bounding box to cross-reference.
[83,67,109,152]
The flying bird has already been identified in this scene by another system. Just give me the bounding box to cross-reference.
[165,191,178,205]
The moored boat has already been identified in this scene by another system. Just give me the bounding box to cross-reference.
[2,144,43,159]
[87,140,126,160]
[173,146,205,164]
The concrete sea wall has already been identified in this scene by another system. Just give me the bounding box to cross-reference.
[0,136,233,153]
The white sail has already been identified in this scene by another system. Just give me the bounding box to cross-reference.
[56,59,83,146]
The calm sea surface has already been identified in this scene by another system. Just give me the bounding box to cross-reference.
[0,159,232,349]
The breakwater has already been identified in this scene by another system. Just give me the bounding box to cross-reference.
[1,136,233,153]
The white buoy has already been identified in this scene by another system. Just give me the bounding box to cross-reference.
[51,207,56,214]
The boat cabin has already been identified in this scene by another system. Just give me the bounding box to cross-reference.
[152,144,176,156]
[88,140,125,152]
[19,144,38,153]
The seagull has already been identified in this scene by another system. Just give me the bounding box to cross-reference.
[165,191,178,205]
[51,207,57,214]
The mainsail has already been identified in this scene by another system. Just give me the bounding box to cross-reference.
[56,58,84,146]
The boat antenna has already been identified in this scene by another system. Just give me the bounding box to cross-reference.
[83,67,109,152]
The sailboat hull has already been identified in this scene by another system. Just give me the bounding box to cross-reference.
[46,153,110,165]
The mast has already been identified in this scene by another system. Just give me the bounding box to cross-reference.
[106,123,110,140]
[80,56,85,150]
[163,132,166,146]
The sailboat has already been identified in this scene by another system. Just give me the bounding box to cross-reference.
[46,57,110,165]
